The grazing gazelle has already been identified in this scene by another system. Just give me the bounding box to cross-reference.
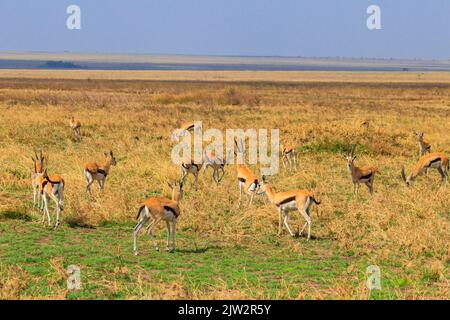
[37,169,64,228]
[234,138,262,206]
[70,116,81,138]
[203,150,227,185]
[261,176,320,240]
[31,150,45,208]
[181,158,203,187]
[401,152,449,186]
[344,146,377,195]
[133,181,184,255]
[413,131,431,157]
[84,150,117,193]
[281,144,297,170]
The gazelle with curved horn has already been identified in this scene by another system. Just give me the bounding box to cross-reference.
[133,181,183,255]
[344,145,377,195]
[37,169,64,228]
[70,116,81,138]
[84,150,117,194]
[413,131,431,157]
[203,150,227,185]
[401,152,449,187]
[234,138,262,206]
[261,176,320,240]
[31,150,45,208]
[281,144,297,170]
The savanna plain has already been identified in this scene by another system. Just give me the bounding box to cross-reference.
[0,70,448,299]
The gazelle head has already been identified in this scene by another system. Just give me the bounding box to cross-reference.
[401,166,412,187]
[168,180,184,202]
[104,150,117,166]
[343,145,357,168]
[413,130,424,141]
[32,150,45,174]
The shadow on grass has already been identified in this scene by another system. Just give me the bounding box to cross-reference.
[0,210,32,221]
[176,244,223,254]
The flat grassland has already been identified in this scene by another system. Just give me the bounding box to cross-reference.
[0,71,448,299]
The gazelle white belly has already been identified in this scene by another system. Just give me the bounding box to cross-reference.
[280,200,297,212]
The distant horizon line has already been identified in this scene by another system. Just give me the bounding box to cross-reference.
[1,50,450,62]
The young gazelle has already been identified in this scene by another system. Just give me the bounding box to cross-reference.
[37,169,64,228]
[133,181,183,255]
[70,116,81,138]
[203,150,227,185]
[413,131,431,157]
[401,152,449,186]
[234,139,263,206]
[84,150,117,193]
[344,146,377,195]
[281,144,297,170]
[181,158,203,187]
[261,176,320,240]
[31,151,45,208]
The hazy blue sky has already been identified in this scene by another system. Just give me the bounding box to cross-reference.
[0,0,449,59]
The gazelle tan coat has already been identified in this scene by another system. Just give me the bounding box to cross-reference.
[37,169,64,228]
[133,181,183,255]
[262,176,320,240]
[84,151,117,193]
[402,152,449,186]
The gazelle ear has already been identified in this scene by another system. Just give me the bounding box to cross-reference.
[352,155,357,161]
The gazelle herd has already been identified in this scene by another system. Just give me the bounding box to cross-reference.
[28,119,448,254]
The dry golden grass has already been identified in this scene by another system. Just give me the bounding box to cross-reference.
[0,71,448,299]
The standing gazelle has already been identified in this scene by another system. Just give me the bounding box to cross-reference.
[281,144,297,170]
[31,150,45,208]
[401,152,449,186]
[84,150,117,194]
[344,146,377,195]
[70,116,81,139]
[133,181,183,255]
[234,138,263,206]
[413,131,431,157]
[37,169,64,228]
[261,176,320,240]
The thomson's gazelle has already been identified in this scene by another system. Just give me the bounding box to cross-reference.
[84,150,117,193]
[234,138,263,206]
[281,144,297,170]
[413,131,431,157]
[181,159,203,187]
[70,116,81,138]
[133,181,183,255]
[203,150,227,185]
[31,151,45,208]
[37,169,64,228]
[401,152,449,186]
[344,146,377,195]
[261,176,320,240]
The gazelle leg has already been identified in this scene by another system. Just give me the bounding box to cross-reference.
[171,219,176,252]
[437,167,446,183]
[133,218,147,255]
[298,209,312,240]
[165,221,171,251]
[147,218,161,251]
[293,152,297,170]
[278,207,283,235]
[44,195,51,226]
[248,192,255,206]
[283,212,295,237]
[238,182,243,206]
